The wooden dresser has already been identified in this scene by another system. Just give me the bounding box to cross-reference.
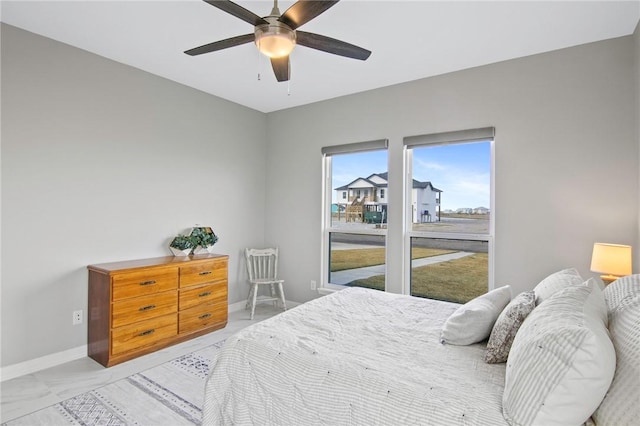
[88,254,228,367]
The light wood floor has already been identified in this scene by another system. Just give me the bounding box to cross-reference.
[1,305,281,423]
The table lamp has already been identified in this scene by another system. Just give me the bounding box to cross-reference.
[590,243,632,285]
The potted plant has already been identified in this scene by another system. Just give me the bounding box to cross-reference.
[190,226,219,255]
[169,235,196,256]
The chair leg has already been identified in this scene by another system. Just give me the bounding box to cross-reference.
[245,285,253,310]
[270,283,277,308]
[250,284,258,320]
[278,282,287,311]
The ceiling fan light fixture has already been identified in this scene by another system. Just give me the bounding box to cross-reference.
[255,23,296,58]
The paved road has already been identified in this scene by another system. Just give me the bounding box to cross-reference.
[330,251,474,285]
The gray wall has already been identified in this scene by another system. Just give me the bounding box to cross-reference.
[265,35,639,303]
[2,24,639,368]
[636,22,640,270]
[1,24,267,366]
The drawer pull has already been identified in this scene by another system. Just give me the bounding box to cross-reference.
[198,291,212,298]
[199,271,212,276]
[139,304,156,311]
[138,329,155,336]
[139,280,157,286]
[199,313,212,320]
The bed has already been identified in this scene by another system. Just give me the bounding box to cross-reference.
[202,274,640,425]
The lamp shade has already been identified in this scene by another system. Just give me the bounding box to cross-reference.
[590,243,632,276]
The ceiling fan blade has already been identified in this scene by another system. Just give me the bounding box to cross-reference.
[296,31,371,60]
[185,33,255,56]
[278,0,339,30]
[271,56,290,82]
[203,0,268,26]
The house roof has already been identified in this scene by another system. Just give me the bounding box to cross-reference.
[335,172,441,192]
[335,177,383,191]
[413,180,442,193]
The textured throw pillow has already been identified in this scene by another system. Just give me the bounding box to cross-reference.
[484,291,535,364]
[593,275,640,426]
[440,285,511,346]
[533,267,583,305]
[502,280,615,426]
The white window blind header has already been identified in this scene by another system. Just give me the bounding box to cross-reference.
[404,127,495,147]
[321,139,388,156]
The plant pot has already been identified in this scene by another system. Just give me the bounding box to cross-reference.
[169,247,192,256]
[193,245,216,255]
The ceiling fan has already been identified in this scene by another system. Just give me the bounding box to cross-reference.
[185,0,371,82]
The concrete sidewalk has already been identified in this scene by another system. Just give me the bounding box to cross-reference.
[330,251,474,285]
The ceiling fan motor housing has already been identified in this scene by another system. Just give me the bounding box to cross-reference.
[255,18,296,58]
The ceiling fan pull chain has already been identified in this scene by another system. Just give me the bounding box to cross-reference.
[257,45,262,81]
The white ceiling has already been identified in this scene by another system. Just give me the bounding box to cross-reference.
[2,1,639,113]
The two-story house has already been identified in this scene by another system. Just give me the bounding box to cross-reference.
[334,172,442,223]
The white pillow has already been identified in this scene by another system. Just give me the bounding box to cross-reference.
[533,267,583,305]
[582,277,608,326]
[602,273,640,316]
[593,276,640,425]
[440,285,511,345]
[502,280,615,426]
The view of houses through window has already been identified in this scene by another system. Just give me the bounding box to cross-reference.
[323,134,492,304]
[326,149,388,290]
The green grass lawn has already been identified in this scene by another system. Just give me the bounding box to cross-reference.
[330,247,455,272]
[343,251,488,304]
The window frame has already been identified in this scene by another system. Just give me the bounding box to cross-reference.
[320,140,389,293]
[402,129,495,296]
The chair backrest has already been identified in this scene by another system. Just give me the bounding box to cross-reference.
[245,248,279,281]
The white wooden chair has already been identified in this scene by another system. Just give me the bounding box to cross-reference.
[244,247,287,320]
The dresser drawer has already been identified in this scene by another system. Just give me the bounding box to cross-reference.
[179,302,227,335]
[179,260,227,288]
[179,282,227,311]
[112,290,178,328]
[111,313,177,356]
[112,269,178,301]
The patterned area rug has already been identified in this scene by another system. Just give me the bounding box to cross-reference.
[3,340,226,425]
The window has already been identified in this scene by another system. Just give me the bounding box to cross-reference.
[381,189,385,199]
[342,192,347,199]
[322,140,388,291]
[404,128,494,303]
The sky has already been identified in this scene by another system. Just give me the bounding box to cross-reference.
[332,141,491,211]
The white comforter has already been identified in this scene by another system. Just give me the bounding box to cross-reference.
[202,287,508,425]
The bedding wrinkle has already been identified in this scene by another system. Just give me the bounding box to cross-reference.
[203,288,507,425]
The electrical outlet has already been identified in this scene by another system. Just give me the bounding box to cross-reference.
[310,280,317,291]
[73,310,83,325]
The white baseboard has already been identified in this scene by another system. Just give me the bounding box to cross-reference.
[229,299,300,312]
[1,299,300,382]
[228,299,248,313]
[1,345,87,382]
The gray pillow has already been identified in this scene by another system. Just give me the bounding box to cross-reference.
[484,291,535,364]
